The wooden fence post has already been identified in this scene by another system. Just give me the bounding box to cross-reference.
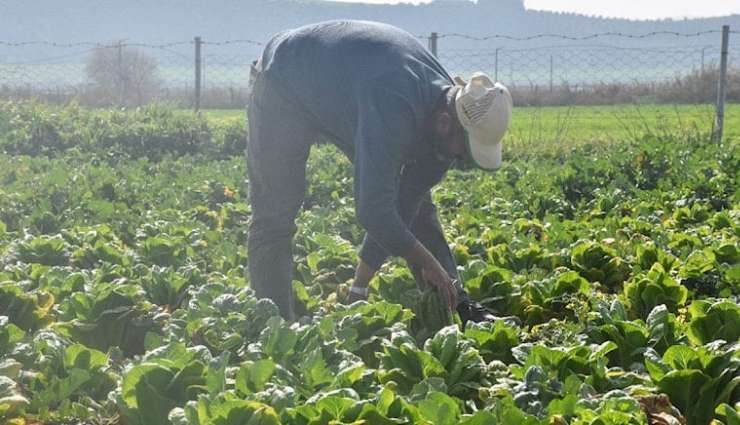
[194,36,202,112]
[714,25,730,142]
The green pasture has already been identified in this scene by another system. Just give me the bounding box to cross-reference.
[204,103,740,150]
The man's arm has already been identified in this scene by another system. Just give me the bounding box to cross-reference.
[351,87,456,308]
[357,156,451,272]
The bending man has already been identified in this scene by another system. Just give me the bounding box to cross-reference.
[247,20,512,323]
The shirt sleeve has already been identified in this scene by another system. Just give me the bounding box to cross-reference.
[358,154,451,270]
[353,85,420,260]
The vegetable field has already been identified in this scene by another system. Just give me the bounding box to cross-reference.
[0,101,738,425]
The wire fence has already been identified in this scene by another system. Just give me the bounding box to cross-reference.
[0,28,736,140]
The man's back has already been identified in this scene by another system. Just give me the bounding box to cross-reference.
[259,20,452,148]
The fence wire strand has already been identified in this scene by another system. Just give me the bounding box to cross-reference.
[0,30,736,140]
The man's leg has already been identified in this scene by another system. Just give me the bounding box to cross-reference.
[247,74,315,321]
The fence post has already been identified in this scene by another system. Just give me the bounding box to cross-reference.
[549,55,554,92]
[428,32,438,57]
[116,41,124,106]
[714,25,729,142]
[194,36,202,112]
[494,48,500,81]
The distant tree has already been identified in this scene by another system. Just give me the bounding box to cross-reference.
[85,43,161,106]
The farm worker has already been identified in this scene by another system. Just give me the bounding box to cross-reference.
[247,20,513,323]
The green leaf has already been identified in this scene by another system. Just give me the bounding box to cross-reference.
[121,359,208,425]
[142,236,183,266]
[0,285,54,331]
[298,348,333,389]
[418,392,460,425]
[464,319,520,363]
[206,352,230,397]
[716,403,740,425]
[680,250,716,279]
[656,369,713,425]
[687,301,740,345]
[236,360,276,395]
[624,263,687,318]
[460,411,497,425]
[306,252,320,273]
[261,317,297,362]
[0,316,24,355]
[552,271,590,297]
[17,235,68,266]
[661,345,701,370]
[64,343,108,370]
[0,376,29,417]
[547,394,579,416]
[204,398,280,425]
[315,395,356,420]
[486,395,542,424]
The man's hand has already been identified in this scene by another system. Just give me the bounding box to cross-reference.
[405,241,458,311]
[421,262,458,311]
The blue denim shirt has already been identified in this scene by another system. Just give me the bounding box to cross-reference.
[259,20,453,267]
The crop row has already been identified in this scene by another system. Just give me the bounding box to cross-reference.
[0,104,738,424]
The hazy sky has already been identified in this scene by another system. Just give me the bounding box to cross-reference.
[329,0,740,20]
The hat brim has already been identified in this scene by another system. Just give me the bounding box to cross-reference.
[464,130,502,170]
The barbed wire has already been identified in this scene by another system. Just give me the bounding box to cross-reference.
[2,30,735,49]
[0,39,266,48]
[5,48,100,65]
[422,29,738,41]
[0,40,195,48]
[447,43,718,56]
[0,30,736,110]
[201,40,265,46]
[436,30,723,41]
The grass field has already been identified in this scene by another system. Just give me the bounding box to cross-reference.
[205,103,740,149]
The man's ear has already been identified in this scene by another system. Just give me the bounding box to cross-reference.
[435,111,452,137]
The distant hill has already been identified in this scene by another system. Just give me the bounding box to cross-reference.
[1,0,737,104]
[2,0,738,50]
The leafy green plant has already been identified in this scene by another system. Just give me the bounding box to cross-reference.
[623,263,688,318]
[323,301,413,367]
[571,241,630,289]
[0,284,54,331]
[15,235,69,266]
[120,343,220,425]
[423,326,489,399]
[679,249,723,297]
[634,242,677,272]
[645,343,740,425]
[379,326,488,400]
[411,289,454,343]
[0,316,25,356]
[26,344,117,417]
[464,319,521,363]
[464,266,522,316]
[522,270,590,325]
[55,282,157,356]
[0,102,738,424]
[0,376,28,421]
[686,300,740,346]
[589,302,683,363]
[170,395,280,425]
